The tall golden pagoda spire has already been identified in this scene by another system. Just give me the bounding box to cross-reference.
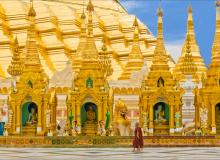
[119,17,144,80]
[73,7,87,72]
[81,0,98,60]
[87,0,94,36]
[173,5,206,82]
[24,0,41,71]
[152,7,168,65]
[17,0,46,89]
[140,7,182,134]
[74,0,105,89]
[212,0,220,60]
[77,6,87,53]
[7,37,23,77]
[144,7,176,88]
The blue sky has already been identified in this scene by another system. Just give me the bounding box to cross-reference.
[120,0,217,65]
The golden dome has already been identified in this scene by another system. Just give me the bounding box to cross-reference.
[0,0,157,79]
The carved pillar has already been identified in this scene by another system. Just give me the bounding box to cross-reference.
[195,102,200,129]
[15,102,20,134]
[102,96,107,121]
[76,102,80,126]
[71,100,75,121]
[98,103,102,122]
[211,103,216,134]
[37,99,42,134]
[149,102,153,135]
[51,103,56,132]
[109,97,113,126]
[11,100,16,134]
[170,105,174,134]
[42,97,48,132]
[66,99,71,127]
[141,96,147,128]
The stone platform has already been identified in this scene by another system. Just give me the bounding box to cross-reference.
[2,147,220,160]
[0,136,219,147]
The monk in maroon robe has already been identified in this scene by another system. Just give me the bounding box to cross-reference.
[133,122,143,152]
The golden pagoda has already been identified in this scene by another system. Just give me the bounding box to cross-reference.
[119,17,144,80]
[0,0,158,80]
[72,9,86,74]
[7,37,23,78]
[197,1,220,134]
[139,8,183,135]
[7,1,56,136]
[67,0,113,136]
[180,34,197,76]
[173,6,206,83]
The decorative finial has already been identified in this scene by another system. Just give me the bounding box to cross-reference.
[188,5,192,13]
[157,7,163,17]
[81,0,86,19]
[7,36,23,77]
[14,36,18,45]
[102,36,107,52]
[216,0,220,7]
[133,17,139,27]
[87,0,94,12]
[28,0,36,17]
[87,0,94,36]
[81,9,86,19]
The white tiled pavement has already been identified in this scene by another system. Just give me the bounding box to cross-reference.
[0,148,219,160]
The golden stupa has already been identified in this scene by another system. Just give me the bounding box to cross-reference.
[0,0,163,80]
[173,6,207,82]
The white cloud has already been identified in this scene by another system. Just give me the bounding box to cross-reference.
[166,39,184,63]
[121,0,147,12]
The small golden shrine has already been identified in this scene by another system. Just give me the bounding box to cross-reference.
[139,8,183,135]
[197,2,220,134]
[66,0,113,136]
[6,1,57,136]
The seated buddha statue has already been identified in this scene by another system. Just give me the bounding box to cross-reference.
[86,106,95,122]
[155,105,166,124]
[113,98,131,136]
[81,106,97,135]
[27,107,37,126]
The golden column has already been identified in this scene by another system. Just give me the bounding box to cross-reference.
[149,103,154,135]
[76,102,81,126]
[37,100,42,134]
[102,96,108,121]
[98,102,102,122]
[42,98,47,131]
[170,104,174,134]
[15,103,20,134]
[211,103,216,133]
[66,95,71,127]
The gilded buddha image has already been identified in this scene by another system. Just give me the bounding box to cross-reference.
[86,106,95,122]
[154,103,168,125]
[26,105,37,126]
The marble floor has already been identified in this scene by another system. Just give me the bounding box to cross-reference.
[0,147,219,160]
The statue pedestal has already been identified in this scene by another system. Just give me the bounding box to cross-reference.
[22,126,37,136]
[154,125,169,135]
[81,121,97,136]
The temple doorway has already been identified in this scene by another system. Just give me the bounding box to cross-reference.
[153,102,169,135]
[215,103,220,134]
[21,102,38,136]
